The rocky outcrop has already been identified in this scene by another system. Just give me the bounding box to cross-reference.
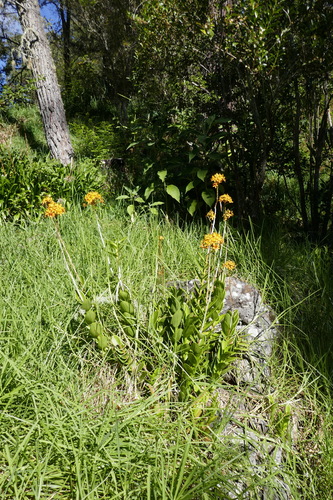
[219,277,292,500]
[177,277,293,499]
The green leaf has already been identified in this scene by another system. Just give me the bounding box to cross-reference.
[89,322,103,338]
[118,290,130,301]
[134,197,145,203]
[174,328,183,343]
[144,185,154,200]
[171,309,183,329]
[116,195,130,200]
[187,199,198,216]
[110,335,124,347]
[127,204,135,216]
[188,152,196,163]
[201,190,215,207]
[149,207,159,215]
[81,298,92,312]
[119,301,135,315]
[84,310,96,325]
[157,170,167,182]
[150,201,164,206]
[166,184,180,203]
[185,181,195,193]
[97,335,108,350]
[197,169,208,181]
[149,309,160,331]
[126,141,139,149]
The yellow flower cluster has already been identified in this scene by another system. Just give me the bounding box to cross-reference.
[219,194,233,204]
[84,191,104,206]
[223,260,236,271]
[223,209,234,221]
[206,210,215,221]
[42,196,65,218]
[200,232,224,251]
[45,201,66,218]
[41,196,54,207]
[211,173,226,188]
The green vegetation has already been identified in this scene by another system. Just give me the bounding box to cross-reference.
[0,196,332,498]
[1,0,333,497]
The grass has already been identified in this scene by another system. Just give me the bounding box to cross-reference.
[0,105,48,156]
[0,206,333,498]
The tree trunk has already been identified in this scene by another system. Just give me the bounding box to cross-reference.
[14,0,74,165]
[59,0,71,94]
[293,79,308,232]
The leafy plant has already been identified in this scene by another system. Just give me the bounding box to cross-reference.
[70,119,118,160]
[0,148,106,220]
[121,111,232,217]
[116,184,164,220]
[114,173,245,401]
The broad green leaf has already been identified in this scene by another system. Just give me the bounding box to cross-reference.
[134,197,145,203]
[144,185,154,200]
[127,204,135,216]
[149,207,159,215]
[171,309,183,329]
[81,298,92,312]
[187,199,198,216]
[188,152,196,163]
[97,335,108,350]
[197,169,208,181]
[166,184,180,203]
[185,181,195,193]
[157,170,167,182]
[201,190,215,207]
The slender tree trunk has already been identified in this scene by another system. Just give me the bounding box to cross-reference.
[59,0,71,93]
[293,79,308,231]
[14,0,74,165]
[310,99,330,238]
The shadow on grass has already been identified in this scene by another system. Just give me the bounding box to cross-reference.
[1,105,49,155]
[256,217,333,383]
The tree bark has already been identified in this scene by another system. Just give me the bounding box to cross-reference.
[59,0,71,93]
[14,0,74,165]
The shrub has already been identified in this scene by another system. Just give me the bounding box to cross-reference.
[0,148,106,221]
[70,119,119,160]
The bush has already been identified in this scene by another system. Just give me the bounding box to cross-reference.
[0,148,107,220]
[70,119,120,160]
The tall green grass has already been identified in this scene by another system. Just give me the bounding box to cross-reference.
[0,208,332,498]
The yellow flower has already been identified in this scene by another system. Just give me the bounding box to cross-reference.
[223,209,234,221]
[223,260,236,271]
[218,194,233,204]
[211,173,226,188]
[84,191,104,206]
[206,210,215,221]
[45,201,65,218]
[42,196,53,207]
[200,232,224,251]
